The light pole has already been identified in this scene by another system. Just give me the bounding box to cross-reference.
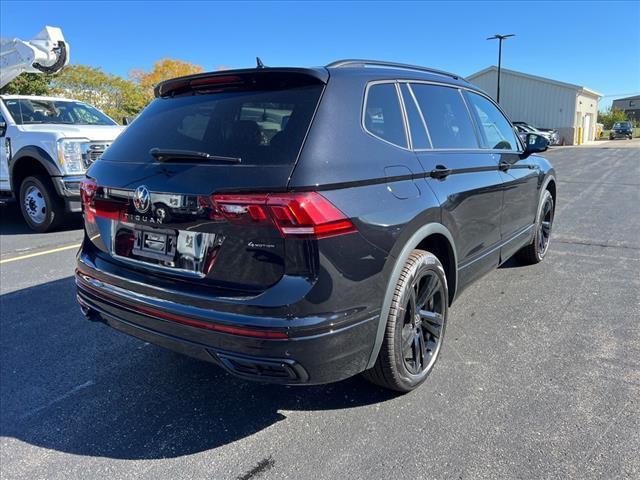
[487,34,515,103]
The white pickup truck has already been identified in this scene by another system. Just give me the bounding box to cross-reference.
[0,95,124,231]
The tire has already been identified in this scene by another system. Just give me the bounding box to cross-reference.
[19,175,64,233]
[517,190,554,264]
[363,250,448,393]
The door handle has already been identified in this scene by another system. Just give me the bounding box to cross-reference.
[430,165,451,179]
[499,161,511,172]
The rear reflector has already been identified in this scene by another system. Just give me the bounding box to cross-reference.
[211,192,356,239]
[134,304,289,339]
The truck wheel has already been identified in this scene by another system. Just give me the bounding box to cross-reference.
[19,176,64,232]
[363,250,448,393]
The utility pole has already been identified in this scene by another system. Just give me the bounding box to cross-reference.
[487,34,515,103]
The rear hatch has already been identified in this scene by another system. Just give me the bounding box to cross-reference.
[82,69,331,294]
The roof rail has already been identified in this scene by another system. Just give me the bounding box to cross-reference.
[326,59,460,80]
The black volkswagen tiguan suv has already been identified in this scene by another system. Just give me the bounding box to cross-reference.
[76,60,555,392]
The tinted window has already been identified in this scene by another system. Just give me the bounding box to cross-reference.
[102,85,323,165]
[466,92,519,150]
[399,84,430,149]
[410,84,478,149]
[364,83,407,147]
[2,99,115,126]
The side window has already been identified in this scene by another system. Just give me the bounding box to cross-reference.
[399,84,430,149]
[364,83,407,148]
[3,100,23,124]
[410,84,478,149]
[465,91,519,150]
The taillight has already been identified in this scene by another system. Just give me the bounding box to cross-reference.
[80,179,125,222]
[80,178,98,222]
[211,192,356,239]
[211,194,269,224]
[80,178,97,207]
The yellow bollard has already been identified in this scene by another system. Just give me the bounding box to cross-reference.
[577,126,582,145]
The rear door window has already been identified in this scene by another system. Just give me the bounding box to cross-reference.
[399,84,430,149]
[101,85,323,165]
[410,84,478,149]
[465,91,520,150]
[364,83,407,148]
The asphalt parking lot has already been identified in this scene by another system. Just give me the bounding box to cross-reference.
[1,139,638,480]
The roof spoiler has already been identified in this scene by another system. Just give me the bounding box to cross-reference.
[155,67,329,98]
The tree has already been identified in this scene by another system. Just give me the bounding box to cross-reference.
[0,73,51,96]
[598,107,628,129]
[130,58,203,100]
[49,65,147,123]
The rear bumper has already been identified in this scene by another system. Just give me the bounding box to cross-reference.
[75,268,378,385]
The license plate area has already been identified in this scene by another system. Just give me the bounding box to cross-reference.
[132,227,177,262]
[111,221,224,278]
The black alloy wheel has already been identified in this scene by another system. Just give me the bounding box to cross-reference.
[400,268,445,375]
[537,193,554,257]
[364,250,448,392]
[517,189,554,264]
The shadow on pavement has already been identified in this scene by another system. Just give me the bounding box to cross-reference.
[0,204,83,235]
[0,277,396,460]
[497,256,527,269]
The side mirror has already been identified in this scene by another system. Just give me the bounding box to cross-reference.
[523,133,548,156]
[0,120,6,137]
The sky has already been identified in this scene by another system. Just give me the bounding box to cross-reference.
[1,1,639,109]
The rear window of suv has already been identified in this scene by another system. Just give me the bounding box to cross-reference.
[101,85,323,165]
[410,84,478,149]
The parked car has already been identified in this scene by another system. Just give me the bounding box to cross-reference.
[609,121,633,140]
[76,60,555,392]
[0,95,124,231]
[515,124,549,148]
[514,121,560,145]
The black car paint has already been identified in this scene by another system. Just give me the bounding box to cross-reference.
[76,64,555,385]
[610,122,633,139]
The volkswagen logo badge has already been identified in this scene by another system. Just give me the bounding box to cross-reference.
[133,185,151,213]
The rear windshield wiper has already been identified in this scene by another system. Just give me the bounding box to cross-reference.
[149,148,241,163]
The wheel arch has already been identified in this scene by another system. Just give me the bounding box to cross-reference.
[539,173,557,215]
[545,177,556,206]
[10,146,59,193]
[366,222,458,369]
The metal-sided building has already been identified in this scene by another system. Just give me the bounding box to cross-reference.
[611,95,640,125]
[467,66,601,145]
